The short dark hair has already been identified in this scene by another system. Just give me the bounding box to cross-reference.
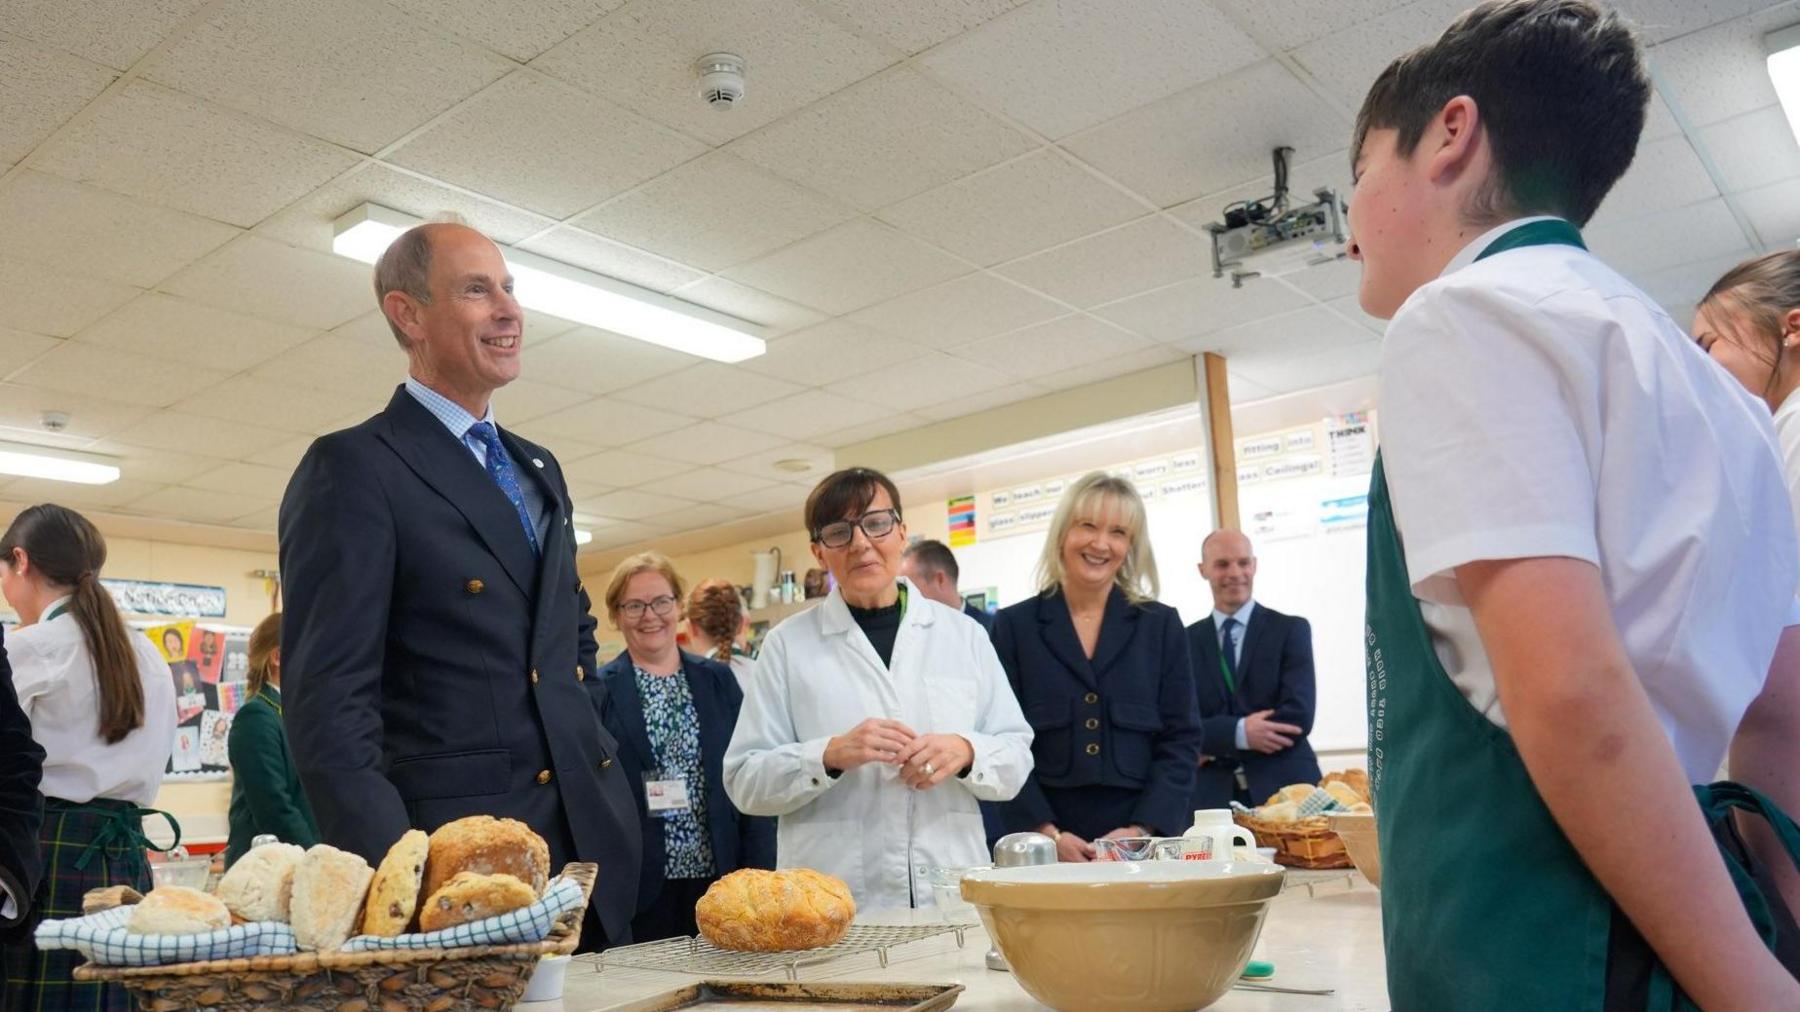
[374,223,438,348]
[1351,0,1648,227]
[902,538,958,583]
[804,467,902,540]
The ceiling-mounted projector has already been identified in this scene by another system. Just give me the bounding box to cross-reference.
[1203,147,1348,288]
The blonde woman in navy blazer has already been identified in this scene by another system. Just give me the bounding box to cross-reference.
[992,473,1203,862]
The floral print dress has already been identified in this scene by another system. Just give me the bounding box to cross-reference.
[634,666,716,879]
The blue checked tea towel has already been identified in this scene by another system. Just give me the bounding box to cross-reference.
[342,875,583,952]
[35,906,298,967]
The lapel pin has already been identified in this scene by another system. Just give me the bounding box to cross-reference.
[532,458,545,468]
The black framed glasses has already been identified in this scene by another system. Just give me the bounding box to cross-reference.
[618,595,677,621]
[813,509,901,549]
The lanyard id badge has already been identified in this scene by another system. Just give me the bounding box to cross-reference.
[643,770,691,818]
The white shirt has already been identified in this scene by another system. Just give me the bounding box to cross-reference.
[723,578,1034,910]
[1380,218,1798,783]
[1210,600,1255,751]
[1773,388,1800,593]
[9,597,177,805]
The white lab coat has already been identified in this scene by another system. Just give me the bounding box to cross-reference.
[723,578,1034,910]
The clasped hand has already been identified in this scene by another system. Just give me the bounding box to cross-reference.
[823,718,972,790]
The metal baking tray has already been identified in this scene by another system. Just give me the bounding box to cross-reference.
[603,980,964,1011]
[591,924,972,982]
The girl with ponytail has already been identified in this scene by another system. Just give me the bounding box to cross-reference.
[225,612,319,865]
[0,504,177,1011]
[685,579,755,689]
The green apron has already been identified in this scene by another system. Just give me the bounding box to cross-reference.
[1365,219,1800,1010]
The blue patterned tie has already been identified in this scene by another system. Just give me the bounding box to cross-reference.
[468,421,539,555]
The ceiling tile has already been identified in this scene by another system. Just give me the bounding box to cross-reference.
[563,448,689,487]
[248,335,408,402]
[335,306,582,353]
[724,219,968,316]
[226,505,280,531]
[735,319,929,386]
[1209,0,1418,50]
[521,327,698,395]
[576,152,856,271]
[1586,198,1754,277]
[848,273,1066,350]
[160,235,375,330]
[0,34,116,165]
[0,329,61,374]
[118,410,296,457]
[490,378,592,425]
[1646,3,1799,126]
[995,216,1211,308]
[584,487,696,521]
[876,150,1146,267]
[582,519,666,549]
[624,421,788,466]
[714,442,835,484]
[1093,273,1312,343]
[2,475,168,511]
[1283,257,1364,302]
[653,501,748,532]
[825,351,1012,410]
[3,0,210,70]
[912,381,1046,422]
[389,70,706,218]
[810,0,1032,54]
[385,0,628,61]
[0,383,152,442]
[0,171,239,288]
[665,277,827,334]
[1698,106,1800,195]
[140,0,514,153]
[516,227,708,294]
[527,397,695,444]
[506,430,606,462]
[611,364,804,419]
[243,435,318,472]
[1167,147,1352,233]
[729,66,1036,212]
[1033,345,1190,393]
[172,374,371,432]
[721,389,896,441]
[1065,60,1349,209]
[817,413,929,448]
[33,79,359,227]
[638,465,777,500]
[0,256,139,337]
[1633,248,1759,308]
[531,0,900,146]
[1737,178,1800,247]
[10,341,233,408]
[1179,305,1374,360]
[75,293,316,372]
[957,314,1156,379]
[184,461,295,499]
[1616,0,1790,44]
[82,442,230,486]
[918,0,1265,139]
[1589,133,1721,228]
[1290,0,1477,100]
[720,482,806,515]
[1323,294,1389,336]
[254,163,557,253]
[1228,338,1382,395]
[126,484,273,523]
[1227,371,1279,404]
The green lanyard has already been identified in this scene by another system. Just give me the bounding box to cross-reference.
[1217,650,1236,695]
[1473,217,1585,261]
[43,601,70,622]
[257,688,282,716]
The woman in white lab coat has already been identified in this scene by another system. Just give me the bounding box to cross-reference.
[724,467,1034,910]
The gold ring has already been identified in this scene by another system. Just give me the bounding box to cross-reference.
[922,762,935,776]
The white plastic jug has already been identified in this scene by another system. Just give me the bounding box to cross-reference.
[1184,809,1258,861]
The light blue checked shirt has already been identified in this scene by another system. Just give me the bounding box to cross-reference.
[405,377,549,544]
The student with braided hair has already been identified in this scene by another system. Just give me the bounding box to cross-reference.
[686,579,755,690]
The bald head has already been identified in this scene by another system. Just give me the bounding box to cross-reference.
[1199,529,1256,612]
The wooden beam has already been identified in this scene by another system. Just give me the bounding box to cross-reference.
[1203,352,1239,530]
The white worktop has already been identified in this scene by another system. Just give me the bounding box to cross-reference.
[532,871,1388,1011]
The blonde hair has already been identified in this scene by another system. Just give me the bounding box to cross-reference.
[1035,472,1159,604]
[603,551,686,623]
[246,612,280,697]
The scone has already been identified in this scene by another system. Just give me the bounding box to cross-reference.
[290,844,374,952]
[82,885,143,915]
[128,886,230,935]
[1259,800,1301,824]
[695,868,855,952]
[361,830,428,937]
[1324,768,1370,802]
[1268,784,1315,807]
[1322,781,1363,809]
[418,871,537,932]
[214,842,305,923]
[425,816,550,898]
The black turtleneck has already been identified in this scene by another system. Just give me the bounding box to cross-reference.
[847,593,903,668]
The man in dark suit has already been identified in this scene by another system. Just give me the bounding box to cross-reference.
[279,222,640,950]
[1186,530,1321,808]
[901,539,992,630]
[1,628,46,957]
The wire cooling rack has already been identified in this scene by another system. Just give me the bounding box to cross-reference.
[585,923,973,981]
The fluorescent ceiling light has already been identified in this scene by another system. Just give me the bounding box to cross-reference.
[331,204,766,364]
[574,528,593,546]
[0,442,120,485]
[1770,24,1800,147]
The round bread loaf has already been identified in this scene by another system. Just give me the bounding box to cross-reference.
[127,886,230,935]
[361,829,429,937]
[418,871,537,932]
[214,842,305,923]
[695,868,855,952]
[424,816,549,899]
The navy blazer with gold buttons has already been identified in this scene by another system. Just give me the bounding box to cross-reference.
[991,586,1204,836]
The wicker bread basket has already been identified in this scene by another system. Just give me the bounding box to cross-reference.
[1232,813,1353,869]
[73,862,596,1011]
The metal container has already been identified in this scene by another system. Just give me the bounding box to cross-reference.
[983,832,1056,971]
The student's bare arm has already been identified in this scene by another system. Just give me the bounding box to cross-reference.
[1730,624,1800,919]
[1459,556,1800,1008]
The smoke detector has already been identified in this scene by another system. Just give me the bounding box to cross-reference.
[696,53,746,109]
[41,410,70,432]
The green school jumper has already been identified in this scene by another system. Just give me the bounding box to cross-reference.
[1365,219,1800,1010]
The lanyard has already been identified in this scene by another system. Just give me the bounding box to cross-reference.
[1218,649,1236,695]
[1473,218,1585,261]
[43,601,70,622]
[257,688,282,716]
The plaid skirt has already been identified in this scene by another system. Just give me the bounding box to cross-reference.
[2,798,156,1012]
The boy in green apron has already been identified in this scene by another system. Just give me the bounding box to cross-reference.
[1347,1,1800,1007]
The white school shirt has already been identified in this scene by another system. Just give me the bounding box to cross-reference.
[723,578,1034,911]
[9,598,178,806]
[1773,388,1800,592]
[1379,218,1799,783]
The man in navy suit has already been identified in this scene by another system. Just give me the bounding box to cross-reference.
[1186,530,1322,808]
[279,223,640,950]
[901,539,992,630]
[1,628,45,960]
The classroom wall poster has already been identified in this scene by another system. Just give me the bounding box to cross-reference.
[104,579,227,618]
[136,620,253,780]
[948,495,977,548]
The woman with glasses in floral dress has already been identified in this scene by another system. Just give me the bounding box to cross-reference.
[596,552,775,941]
[724,468,1034,911]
